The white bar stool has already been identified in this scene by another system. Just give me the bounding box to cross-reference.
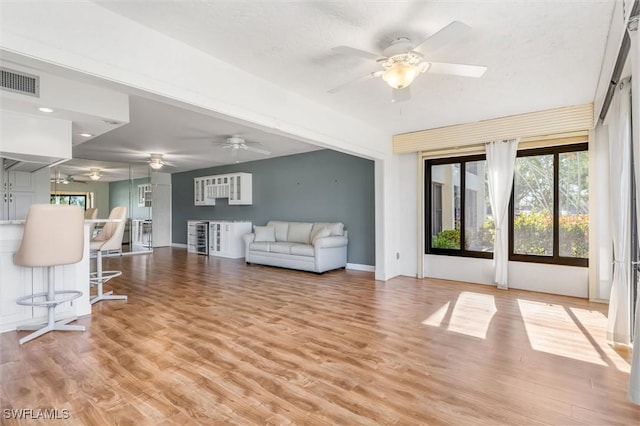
[89,206,128,304]
[14,204,86,345]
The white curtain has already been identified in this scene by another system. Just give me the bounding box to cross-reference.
[628,25,640,405]
[485,139,519,289]
[605,79,631,347]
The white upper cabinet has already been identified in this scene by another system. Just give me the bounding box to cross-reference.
[194,172,252,206]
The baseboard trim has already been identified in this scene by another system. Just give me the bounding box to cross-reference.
[346,263,375,272]
[172,243,188,248]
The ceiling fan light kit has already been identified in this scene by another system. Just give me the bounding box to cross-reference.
[329,20,486,101]
[149,153,165,170]
[89,168,102,181]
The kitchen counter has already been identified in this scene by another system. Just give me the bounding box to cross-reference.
[0,221,91,333]
[0,220,26,225]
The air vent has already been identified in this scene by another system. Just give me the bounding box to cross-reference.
[1,67,40,97]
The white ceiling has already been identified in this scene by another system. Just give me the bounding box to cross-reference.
[96,0,615,135]
[71,95,322,174]
[3,0,617,176]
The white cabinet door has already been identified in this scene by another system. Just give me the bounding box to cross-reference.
[8,171,33,192]
[209,221,227,257]
[194,177,215,206]
[8,191,33,220]
[0,192,7,221]
[187,221,199,253]
[194,178,206,205]
[229,173,252,205]
[208,221,251,258]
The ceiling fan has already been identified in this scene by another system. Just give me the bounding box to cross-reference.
[329,21,487,102]
[215,136,271,157]
[50,172,85,185]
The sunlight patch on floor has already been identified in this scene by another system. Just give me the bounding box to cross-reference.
[422,292,496,339]
[568,306,631,372]
[518,299,629,370]
[422,302,450,327]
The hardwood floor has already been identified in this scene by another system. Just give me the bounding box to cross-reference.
[1,248,638,425]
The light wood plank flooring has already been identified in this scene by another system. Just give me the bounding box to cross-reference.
[1,248,638,425]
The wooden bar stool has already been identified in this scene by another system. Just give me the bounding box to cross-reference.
[14,204,86,345]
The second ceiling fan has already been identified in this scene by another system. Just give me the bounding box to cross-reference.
[329,21,487,102]
[216,136,271,157]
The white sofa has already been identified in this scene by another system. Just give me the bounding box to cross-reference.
[243,220,348,273]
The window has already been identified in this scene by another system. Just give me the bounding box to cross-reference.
[427,157,492,257]
[512,153,554,256]
[430,163,461,250]
[464,160,493,252]
[432,183,443,235]
[510,144,588,266]
[50,194,87,209]
[425,143,588,266]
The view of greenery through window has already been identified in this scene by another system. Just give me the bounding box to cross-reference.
[513,154,554,256]
[50,194,87,209]
[431,163,460,249]
[429,145,589,263]
[558,151,589,257]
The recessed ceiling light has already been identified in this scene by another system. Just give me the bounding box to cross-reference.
[38,107,54,113]
[78,133,93,137]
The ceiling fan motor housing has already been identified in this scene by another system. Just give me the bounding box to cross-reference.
[382,37,415,57]
[226,136,245,145]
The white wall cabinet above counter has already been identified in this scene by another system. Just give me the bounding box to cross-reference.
[194,172,252,206]
[0,160,50,221]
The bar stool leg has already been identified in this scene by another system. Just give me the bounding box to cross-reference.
[18,267,85,345]
[90,250,127,304]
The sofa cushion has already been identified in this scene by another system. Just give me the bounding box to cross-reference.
[254,226,276,242]
[311,222,344,239]
[287,222,313,244]
[290,244,314,257]
[311,227,331,244]
[249,242,271,252]
[266,221,289,242]
[270,242,296,254]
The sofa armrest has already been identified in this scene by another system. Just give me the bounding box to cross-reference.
[243,233,256,245]
[314,236,348,249]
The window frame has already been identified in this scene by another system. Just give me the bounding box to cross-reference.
[424,143,589,267]
[509,143,588,267]
[425,154,493,259]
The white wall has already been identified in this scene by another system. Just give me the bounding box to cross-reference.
[424,255,588,298]
[396,153,418,277]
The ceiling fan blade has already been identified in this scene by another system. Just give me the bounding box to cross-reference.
[392,87,411,103]
[221,145,233,149]
[244,145,271,155]
[414,21,472,52]
[427,62,487,78]
[328,73,375,94]
[331,46,382,61]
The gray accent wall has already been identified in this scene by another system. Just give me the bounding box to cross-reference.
[172,149,375,266]
[109,177,152,220]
